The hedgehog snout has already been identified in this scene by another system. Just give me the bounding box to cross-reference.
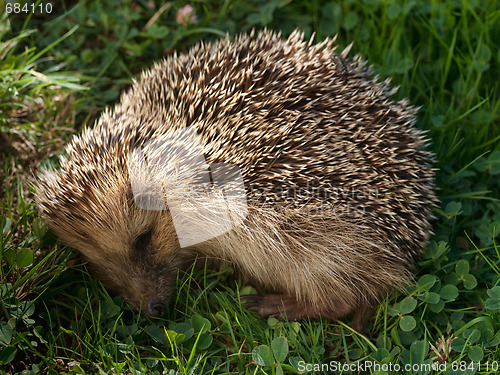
[123,283,172,318]
[128,259,179,318]
[130,274,174,318]
[148,301,165,317]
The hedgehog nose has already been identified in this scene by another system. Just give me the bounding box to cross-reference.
[149,301,165,317]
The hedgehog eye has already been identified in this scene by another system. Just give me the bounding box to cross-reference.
[133,229,153,254]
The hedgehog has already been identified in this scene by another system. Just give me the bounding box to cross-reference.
[36,29,437,331]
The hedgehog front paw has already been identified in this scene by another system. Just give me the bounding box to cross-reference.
[243,294,305,320]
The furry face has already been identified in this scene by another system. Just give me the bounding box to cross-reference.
[37,161,184,316]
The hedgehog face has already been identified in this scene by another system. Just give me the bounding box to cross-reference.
[37,168,185,317]
[72,209,183,317]
[84,219,182,317]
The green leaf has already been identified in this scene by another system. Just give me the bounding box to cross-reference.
[0,216,12,235]
[0,346,17,365]
[424,241,448,260]
[371,347,391,362]
[17,301,35,318]
[291,322,301,334]
[417,274,437,291]
[399,316,416,332]
[394,57,414,74]
[477,44,492,62]
[400,297,417,314]
[2,249,15,265]
[191,315,211,333]
[463,274,477,290]
[387,4,401,19]
[429,299,445,313]
[410,340,429,363]
[215,311,230,324]
[220,323,231,333]
[267,317,280,328]
[197,333,213,350]
[289,356,304,371]
[474,44,492,72]
[490,331,500,346]
[455,259,469,276]
[170,322,194,341]
[451,337,466,352]
[60,327,74,335]
[33,326,48,345]
[423,292,441,304]
[488,151,500,175]
[468,345,483,361]
[444,272,460,286]
[103,342,117,357]
[464,328,481,343]
[476,151,500,175]
[165,330,186,345]
[101,300,118,319]
[145,325,167,345]
[440,284,459,300]
[388,302,401,316]
[0,324,13,345]
[343,12,359,30]
[16,248,34,268]
[445,201,462,216]
[271,337,288,363]
[391,326,402,347]
[485,298,500,311]
[431,115,445,128]
[477,321,494,341]
[487,286,500,299]
[376,335,392,350]
[118,343,132,354]
[275,363,284,375]
[252,345,273,366]
[240,286,257,295]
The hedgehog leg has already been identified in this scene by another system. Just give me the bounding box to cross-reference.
[243,294,302,319]
[243,294,373,331]
[243,294,352,323]
[350,304,374,332]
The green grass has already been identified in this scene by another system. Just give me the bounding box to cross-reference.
[1,0,500,374]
